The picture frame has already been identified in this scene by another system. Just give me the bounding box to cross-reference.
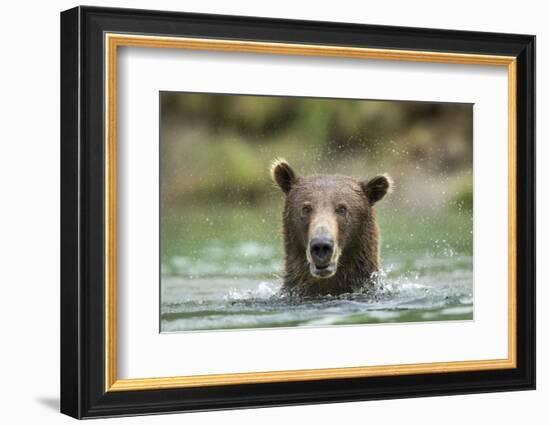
[60,5,535,419]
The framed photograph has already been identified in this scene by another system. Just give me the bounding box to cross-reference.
[60,6,535,419]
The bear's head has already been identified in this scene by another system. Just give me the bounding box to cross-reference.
[271,158,392,284]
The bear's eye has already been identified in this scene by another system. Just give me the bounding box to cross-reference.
[335,204,348,215]
[301,204,313,216]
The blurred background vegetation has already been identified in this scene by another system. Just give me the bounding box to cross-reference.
[160,92,473,263]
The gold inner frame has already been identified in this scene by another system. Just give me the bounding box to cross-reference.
[104,33,517,392]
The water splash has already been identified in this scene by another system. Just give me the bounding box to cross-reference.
[161,240,473,332]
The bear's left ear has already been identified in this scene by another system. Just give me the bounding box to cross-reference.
[360,174,393,205]
[270,158,297,194]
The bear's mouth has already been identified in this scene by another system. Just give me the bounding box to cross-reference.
[309,262,337,279]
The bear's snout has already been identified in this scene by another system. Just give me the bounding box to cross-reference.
[310,236,334,268]
[307,222,339,279]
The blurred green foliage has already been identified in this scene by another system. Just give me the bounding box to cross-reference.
[450,179,474,211]
[160,92,473,212]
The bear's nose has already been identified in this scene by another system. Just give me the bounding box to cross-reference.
[310,237,334,267]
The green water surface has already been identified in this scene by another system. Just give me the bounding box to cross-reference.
[160,204,473,332]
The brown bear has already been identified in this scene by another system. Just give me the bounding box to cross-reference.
[271,158,392,297]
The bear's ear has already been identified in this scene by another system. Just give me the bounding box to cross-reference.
[361,174,393,205]
[270,158,296,194]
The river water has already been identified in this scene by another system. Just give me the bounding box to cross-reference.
[160,216,473,332]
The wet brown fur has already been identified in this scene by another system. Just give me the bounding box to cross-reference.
[271,159,391,296]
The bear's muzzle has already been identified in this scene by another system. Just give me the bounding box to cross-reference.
[307,221,340,279]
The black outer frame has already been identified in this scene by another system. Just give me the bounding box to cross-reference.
[60,5,536,419]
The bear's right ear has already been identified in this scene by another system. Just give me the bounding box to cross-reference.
[270,158,296,194]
